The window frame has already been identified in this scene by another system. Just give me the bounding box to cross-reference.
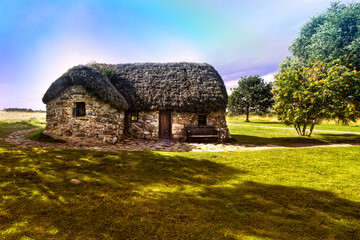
[74,102,86,117]
[130,111,139,122]
[197,114,207,126]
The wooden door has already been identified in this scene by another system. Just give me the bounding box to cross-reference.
[159,111,171,139]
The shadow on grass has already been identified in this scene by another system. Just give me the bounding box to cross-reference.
[188,181,359,239]
[25,128,65,143]
[145,181,360,240]
[230,134,327,146]
[231,133,360,147]
[316,133,360,143]
[0,148,359,239]
[0,149,242,239]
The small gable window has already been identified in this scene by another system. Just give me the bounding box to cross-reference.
[198,115,207,126]
[74,102,86,117]
[130,111,138,122]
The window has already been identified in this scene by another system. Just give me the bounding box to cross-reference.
[130,111,138,122]
[198,115,206,126]
[74,102,86,117]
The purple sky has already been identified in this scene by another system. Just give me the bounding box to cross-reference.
[0,0,352,110]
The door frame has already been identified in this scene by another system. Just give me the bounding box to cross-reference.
[158,110,172,139]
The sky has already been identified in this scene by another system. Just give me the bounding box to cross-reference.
[0,0,354,110]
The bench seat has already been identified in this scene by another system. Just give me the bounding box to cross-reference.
[186,125,219,142]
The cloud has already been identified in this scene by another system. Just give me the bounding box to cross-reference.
[222,71,244,95]
[224,79,239,93]
[223,71,277,96]
[261,72,277,82]
[221,71,246,82]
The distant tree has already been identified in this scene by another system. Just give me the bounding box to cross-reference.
[273,58,360,136]
[284,2,360,70]
[5,108,33,112]
[228,76,273,122]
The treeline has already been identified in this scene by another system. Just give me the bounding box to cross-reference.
[3,108,44,112]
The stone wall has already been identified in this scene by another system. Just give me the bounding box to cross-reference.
[126,111,159,140]
[126,110,230,141]
[44,85,125,144]
[45,87,229,144]
[172,110,230,141]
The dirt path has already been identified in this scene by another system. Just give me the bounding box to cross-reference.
[3,127,360,152]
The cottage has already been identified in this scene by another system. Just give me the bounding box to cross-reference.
[42,62,230,144]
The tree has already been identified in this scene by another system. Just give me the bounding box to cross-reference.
[287,2,360,69]
[273,58,360,136]
[228,76,273,122]
[275,2,360,136]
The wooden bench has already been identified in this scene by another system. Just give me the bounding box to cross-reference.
[186,125,219,142]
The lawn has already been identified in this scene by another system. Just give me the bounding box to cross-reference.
[0,113,359,239]
[227,115,360,132]
[228,115,360,146]
[229,124,360,146]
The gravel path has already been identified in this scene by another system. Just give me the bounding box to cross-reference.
[3,127,360,152]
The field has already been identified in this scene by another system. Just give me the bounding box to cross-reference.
[227,116,360,147]
[227,115,360,130]
[0,112,359,239]
[0,111,46,122]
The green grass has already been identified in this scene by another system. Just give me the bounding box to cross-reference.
[227,116,360,146]
[229,124,360,146]
[0,121,360,239]
[0,147,359,239]
[227,116,360,132]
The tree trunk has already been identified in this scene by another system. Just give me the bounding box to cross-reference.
[307,119,316,137]
[294,124,301,135]
[297,123,303,135]
[294,123,308,136]
[245,105,250,122]
[302,124,307,136]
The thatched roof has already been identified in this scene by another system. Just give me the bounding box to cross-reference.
[43,62,228,113]
[42,65,128,110]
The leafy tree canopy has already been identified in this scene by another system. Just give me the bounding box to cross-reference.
[228,76,273,122]
[285,1,360,69]
[274,58,360,136]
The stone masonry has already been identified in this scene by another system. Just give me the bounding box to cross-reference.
[44,85,125,144]
[44,86,229,144]
[126,111,159,140]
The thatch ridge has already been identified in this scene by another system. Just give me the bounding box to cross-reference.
[42,65,129,110]
[43,62,228,113]
[109,62,228,113]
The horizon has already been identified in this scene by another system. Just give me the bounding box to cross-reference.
[0,0,353,110]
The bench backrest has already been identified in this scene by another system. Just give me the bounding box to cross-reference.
[187,126,217,135]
